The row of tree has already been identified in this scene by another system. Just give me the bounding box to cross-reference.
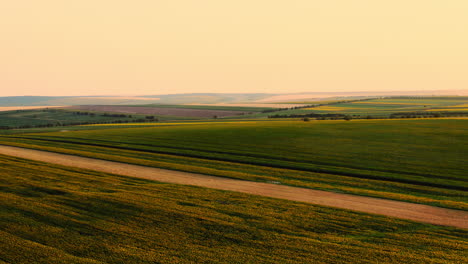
[389,112,468,118]
[261,98,375,114]
[269,113,347,119]
[269,111,468,121]
[386,96,468,100]
[74,111,157,120]
[0,118,160,130]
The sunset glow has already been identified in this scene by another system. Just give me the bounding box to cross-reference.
[1,0,467,96]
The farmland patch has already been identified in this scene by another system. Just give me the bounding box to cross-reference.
[1,118,466,210]
[66,105,254,118]
[0,155,466,263]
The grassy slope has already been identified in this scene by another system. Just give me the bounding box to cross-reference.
[1,119,466,210]
[0,154,466,264]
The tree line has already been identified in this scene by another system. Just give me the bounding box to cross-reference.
[261,98,375,114]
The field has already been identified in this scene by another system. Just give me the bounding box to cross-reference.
[0,104,274,130]
[66,105,267,118]
[308,98,468,116]
[1,154,466,263]
[4,145,466,228]
[2,98,467,127]
[0,108,156,129]
[128,104,276,112]
[186,103,309,108]
[254,91,468,103]
[252,97,468,118]
[1,118,466,210]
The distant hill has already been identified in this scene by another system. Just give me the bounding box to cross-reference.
[0,94,273,106]
[1,90,467,106]
[0,96,68,106]
[0,96,162,106]
[255,90,468,103]
[142,93,272,104]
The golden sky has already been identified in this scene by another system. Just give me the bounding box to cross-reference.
[0,0,467,96]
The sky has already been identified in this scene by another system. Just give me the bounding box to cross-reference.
[0,1,467,96]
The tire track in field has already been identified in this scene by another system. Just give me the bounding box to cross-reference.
[0,145,466,229]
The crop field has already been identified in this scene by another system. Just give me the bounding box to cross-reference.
[426,108,468,112]
[1,118,466,210]
[129,104,275,112]
[66,105,260,119]
[0,123,162,135]
[188,103,309,108]
[260,97,468,118]
[0,108,156,129]
[424,103,468,112]
[2,98,465,127]
[0,109,150,128]
[0,120,273,135]
[0,107,266,130]
[0,154,466,263]
[309,98,468,115]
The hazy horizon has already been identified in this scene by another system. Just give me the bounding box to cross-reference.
[1,1,467,97]
[1,88,467,98]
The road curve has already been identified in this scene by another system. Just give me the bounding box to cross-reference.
[0,144,466,229]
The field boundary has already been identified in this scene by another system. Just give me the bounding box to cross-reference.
[5,135,465,191]
[0,144,467,229]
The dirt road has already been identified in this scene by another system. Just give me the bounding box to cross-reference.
[0,145,466,229]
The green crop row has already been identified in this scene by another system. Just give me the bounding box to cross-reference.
[1,118,466,210]
[0,155,466,263]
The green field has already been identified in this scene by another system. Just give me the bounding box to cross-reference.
[1,118,466,210]
[313,97,468,116]
[0,109,157,129]
[1,154,466,263]
[251,97,468,118]
[0,105,272,130]
[2,98,466,128]
[132,104,274,112]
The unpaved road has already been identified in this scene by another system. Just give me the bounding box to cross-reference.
[0,145,466,229]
